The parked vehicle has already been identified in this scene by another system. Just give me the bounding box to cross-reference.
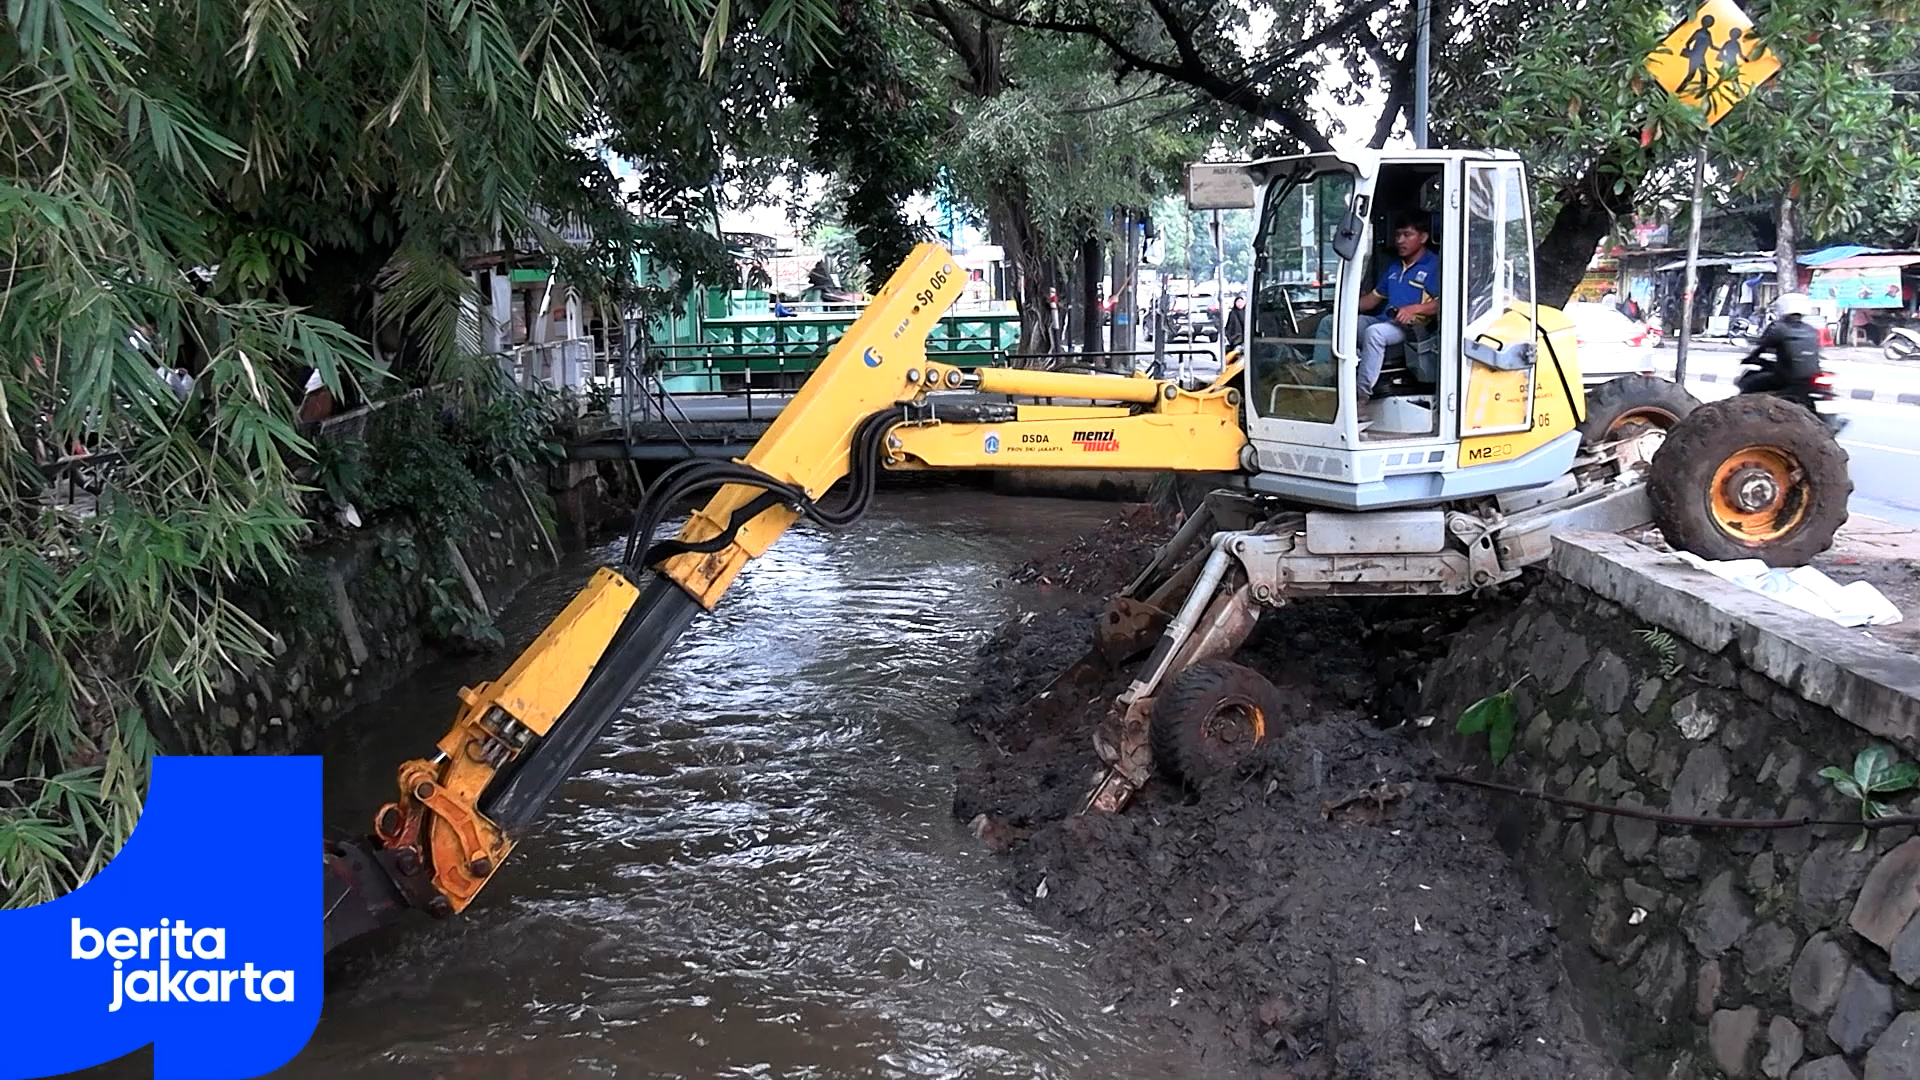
[1165,292,1221,342]
[1562,302,1660,384]
[1732,312,1769,345]
[1885,326,1920,361]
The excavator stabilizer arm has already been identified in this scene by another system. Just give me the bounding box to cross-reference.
[320,244,1251,953]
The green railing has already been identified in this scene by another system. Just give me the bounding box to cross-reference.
[652,309,1020,393]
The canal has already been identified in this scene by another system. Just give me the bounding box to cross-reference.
[282,488,1204,1080]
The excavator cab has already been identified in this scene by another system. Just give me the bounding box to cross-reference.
[1217,150,1587,511]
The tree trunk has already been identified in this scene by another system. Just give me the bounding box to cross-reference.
[988,180,1059,357]
[1533,185,1615,310]
[1775,190,1798,300]
[1078,234,1102,356]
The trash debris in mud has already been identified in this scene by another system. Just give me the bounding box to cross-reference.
[950,525,1627,1080]
[1319,778,1413,824]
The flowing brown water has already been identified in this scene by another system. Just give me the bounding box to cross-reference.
[279,487,1202,1080]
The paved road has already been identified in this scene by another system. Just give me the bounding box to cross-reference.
[1663,341,1920,404]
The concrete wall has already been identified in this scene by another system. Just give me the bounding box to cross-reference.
[157,477,560,757]
[1423,534,1920,1080]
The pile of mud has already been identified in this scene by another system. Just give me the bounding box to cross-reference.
[1005,502,1173,598]
[954,514,1628,1079]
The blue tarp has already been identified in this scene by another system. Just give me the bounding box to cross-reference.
[1800,246,1888,267]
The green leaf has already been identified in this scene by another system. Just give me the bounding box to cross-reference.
[1456,690,1510,735]
[1869,761,1919,795]
[1488,707,1518,766]
[1855,746,1900,793]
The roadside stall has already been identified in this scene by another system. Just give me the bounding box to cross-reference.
[1805,252,1920,346]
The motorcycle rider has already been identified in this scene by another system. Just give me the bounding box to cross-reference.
[1736,292,1846,434]
[1737,293,1822,395]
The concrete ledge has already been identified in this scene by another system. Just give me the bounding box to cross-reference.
[1550,531,1920,754]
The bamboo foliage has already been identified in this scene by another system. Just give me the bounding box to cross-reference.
[0,0,607,907]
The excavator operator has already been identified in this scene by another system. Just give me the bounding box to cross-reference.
[1353,212,1440,407]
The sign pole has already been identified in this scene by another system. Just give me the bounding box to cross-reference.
[1675,138,1707,384]
[1642,0,1782,385]
[1413,0,1431,148]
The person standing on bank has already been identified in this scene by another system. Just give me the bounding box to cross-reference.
[1354,212,1440,407]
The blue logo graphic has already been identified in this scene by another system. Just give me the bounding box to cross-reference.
[984,433,1000,455]
[1,756,323,1079]
[863,347,883,368]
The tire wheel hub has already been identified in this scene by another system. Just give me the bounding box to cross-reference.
[1708,445,1809,542]
[1722,465,1780,514]
[1200,700,1265,761]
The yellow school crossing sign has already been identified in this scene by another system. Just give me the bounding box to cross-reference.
[1646,0,1781,125]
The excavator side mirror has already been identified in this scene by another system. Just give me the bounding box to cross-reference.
[1331,201,1368,262]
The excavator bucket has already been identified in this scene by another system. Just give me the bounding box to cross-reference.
[1017,489,1252,722]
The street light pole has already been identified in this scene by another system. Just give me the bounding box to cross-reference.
[1413,0,1431,148]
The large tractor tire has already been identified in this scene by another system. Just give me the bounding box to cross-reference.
[1577,374,1702,451]
[1647,394,1852,567]
[1149,659,1297,790]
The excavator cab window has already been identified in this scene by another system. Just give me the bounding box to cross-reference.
[1459,160,1542,438]
[1247,166,1358,425]
[1350,162,1447,440]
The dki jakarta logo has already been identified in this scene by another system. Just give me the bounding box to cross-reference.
[71,918,296,1012]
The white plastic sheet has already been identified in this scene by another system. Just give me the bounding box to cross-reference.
[1673,552,1905,628]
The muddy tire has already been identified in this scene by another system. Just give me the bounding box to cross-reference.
[1150,659,1291,790]
[1577,374,1701,451]
[1647,394,1852,567]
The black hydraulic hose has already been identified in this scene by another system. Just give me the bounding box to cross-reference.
[481,574,705,834]
[324,408,903,954]
[619,410,895,570]
[491,408,896,834]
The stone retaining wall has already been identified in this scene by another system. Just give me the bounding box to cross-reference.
[1422,534,1920,1080]
[156,476,560,757]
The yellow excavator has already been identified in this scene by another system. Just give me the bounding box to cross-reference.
[322,148,1852,951]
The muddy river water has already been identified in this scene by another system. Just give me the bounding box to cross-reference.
[282,488,1202,1080]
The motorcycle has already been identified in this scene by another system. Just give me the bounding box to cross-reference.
[1738,365,1849,438]
[1884,326,1920,362]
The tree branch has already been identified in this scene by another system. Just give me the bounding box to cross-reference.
[1352,22,1410,148]
[957,0,1335,152]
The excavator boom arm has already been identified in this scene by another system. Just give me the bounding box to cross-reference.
[321,244,1247,952]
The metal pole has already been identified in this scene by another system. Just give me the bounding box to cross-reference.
[1675,141,1708,384]
[1413,0,1431,148]
[1212,210,1225,370]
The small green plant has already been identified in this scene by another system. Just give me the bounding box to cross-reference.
[1456,673,1534,765]
[376,532,420,577]
[361,397,483,532]
[424,576,504,652]
[1634,627,1683,678]
[1820,746,1920,851]
[307,436,368,512]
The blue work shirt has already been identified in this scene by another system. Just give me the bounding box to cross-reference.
[1373,249,1440,318]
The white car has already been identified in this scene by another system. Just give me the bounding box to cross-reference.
[1562,302,1661,384]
